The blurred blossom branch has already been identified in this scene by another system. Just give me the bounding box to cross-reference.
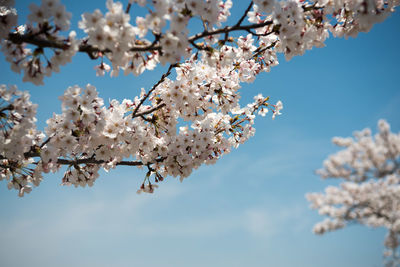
[307,120,400,265]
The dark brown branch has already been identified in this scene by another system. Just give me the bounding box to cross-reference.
[7,16,273,59]
[189,19,273,44]
[7,32,67,49]
[7,32,161,59]
[139,115,153,122]
[125,2,132,13]
[0,104,13,113]
[245,28,275,37]
[57,157,144,166]
[39,141,49,150]
[60,155,165,166]
[252,41,277,58]
[134,103,166,117]
[189,39,206,51]
[132,63,177,118]
[235,1,254,27]
[0,152,165,168]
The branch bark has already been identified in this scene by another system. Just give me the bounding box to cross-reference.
[6,18,273,60]
[7,32,161,59]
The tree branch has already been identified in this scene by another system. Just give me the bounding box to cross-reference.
[132,63,177,118]
[0,104,13,113]
[234,1,254,27]
[7,32,161,60]
[56,157,142,166]
[0,153,165,168]
[125,2,132,14]
[134,103,166,117]
[188,19,273,44]
[252,41,277,58]
[7,16,273,60]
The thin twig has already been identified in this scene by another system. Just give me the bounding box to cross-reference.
[189,19,273,44]
[39,136,52,148]
[234,1,254,27]
[125,2,132,13]
[252,41,277,58]
[132,63,177,118]
[134,103,166,117]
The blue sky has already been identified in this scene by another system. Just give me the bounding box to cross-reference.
[0,1,399,267]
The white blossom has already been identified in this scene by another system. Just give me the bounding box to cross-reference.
[0,0,397,211]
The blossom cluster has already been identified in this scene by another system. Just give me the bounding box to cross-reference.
[316,119,400,182]
[0,79,281,196]
[307,120,400,260]
[0,0,396,200]
[1,0,397,84]
[0,0,17,39]
[0,84,44,197]
[79,0,158,76]
[1,0,77,85]
[78,0,233,76]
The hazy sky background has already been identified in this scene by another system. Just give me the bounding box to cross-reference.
[0,1,399,266]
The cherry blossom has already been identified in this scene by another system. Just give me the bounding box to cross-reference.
[0,84,44,197]
[307,120,400,264]
[0,0,398,198]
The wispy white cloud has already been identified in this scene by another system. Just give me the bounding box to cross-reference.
[0,128,321,267]
[0,187,308,246]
